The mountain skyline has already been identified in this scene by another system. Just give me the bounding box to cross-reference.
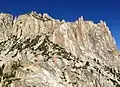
[0,0,120,49]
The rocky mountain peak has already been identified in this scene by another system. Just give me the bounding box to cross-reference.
[0,12,119,87]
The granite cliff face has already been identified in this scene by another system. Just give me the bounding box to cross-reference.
[0,12,120,87]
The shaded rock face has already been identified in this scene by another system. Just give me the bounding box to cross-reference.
[0,11,120,87]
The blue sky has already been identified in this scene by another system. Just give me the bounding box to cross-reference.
[0,0,120,49]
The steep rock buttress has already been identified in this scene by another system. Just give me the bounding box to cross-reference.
[0,12,120,87]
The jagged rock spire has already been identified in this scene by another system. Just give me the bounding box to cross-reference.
[78,16,84,21]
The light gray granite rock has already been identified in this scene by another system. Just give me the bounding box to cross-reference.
[0,12,120,87]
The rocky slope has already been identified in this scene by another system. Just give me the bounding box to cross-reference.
[0,11,120,87]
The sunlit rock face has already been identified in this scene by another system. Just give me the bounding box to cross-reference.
[0,11,120,87]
